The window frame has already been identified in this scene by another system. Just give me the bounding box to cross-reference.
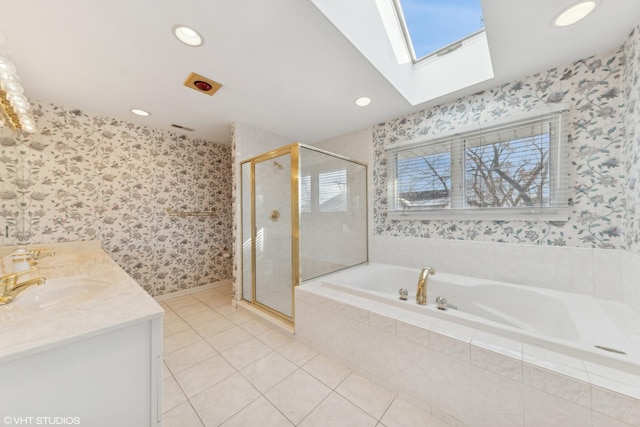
[385,106,571,221]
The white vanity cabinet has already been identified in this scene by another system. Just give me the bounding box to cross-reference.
[0,241,164,426]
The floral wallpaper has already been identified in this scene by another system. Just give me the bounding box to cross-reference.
[0,102,233,297]
[373,46,628,249]
[624,25,640,255]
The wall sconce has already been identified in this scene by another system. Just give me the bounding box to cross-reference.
[0,33,36,133]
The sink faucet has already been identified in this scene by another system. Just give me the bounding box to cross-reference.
[0,268,46,305]
[416,266,436,305]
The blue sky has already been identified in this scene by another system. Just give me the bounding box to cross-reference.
[398,0,484,59]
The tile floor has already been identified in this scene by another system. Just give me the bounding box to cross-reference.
[160,284,451,427]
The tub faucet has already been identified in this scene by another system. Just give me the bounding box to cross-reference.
[416,266,435,305]
[0,268,46,305]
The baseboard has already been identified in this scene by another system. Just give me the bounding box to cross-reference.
[154,279,232,302]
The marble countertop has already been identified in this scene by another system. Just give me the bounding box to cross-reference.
[0,241,164,364]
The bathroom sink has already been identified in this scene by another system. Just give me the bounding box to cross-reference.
[12,275,109,311]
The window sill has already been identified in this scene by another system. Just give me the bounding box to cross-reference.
[387,207,570,221]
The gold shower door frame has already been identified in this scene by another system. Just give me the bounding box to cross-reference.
[241,144,300,324]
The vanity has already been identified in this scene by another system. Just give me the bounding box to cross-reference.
[0,241,164,426]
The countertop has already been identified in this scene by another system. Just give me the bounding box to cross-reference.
[0,241,164,364]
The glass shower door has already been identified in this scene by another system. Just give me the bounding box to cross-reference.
[253,153,293,318]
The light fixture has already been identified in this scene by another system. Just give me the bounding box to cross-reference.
[172,25,203,47]
[554,1,597,27]
[0,33,37,133]
[131,108,151,117]
[355,96,372,107]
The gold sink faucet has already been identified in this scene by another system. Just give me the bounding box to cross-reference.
[0,268,46,305]
[416,266,436,305]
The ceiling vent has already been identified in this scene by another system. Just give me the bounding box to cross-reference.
[183,72,222,96]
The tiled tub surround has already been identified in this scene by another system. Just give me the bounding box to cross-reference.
[369,236,640,314]
[295,274,640,427]
[0,102,233,297]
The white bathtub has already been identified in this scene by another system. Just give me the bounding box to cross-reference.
[317,263,640,369]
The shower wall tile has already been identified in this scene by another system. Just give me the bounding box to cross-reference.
[0,102,232,297]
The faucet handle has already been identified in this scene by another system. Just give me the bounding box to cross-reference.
[27,248,55,266]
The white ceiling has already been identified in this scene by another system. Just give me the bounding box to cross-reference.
[1,0,639,145]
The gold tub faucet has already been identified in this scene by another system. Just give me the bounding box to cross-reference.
[416,266,436,305]
[0,268,46,305]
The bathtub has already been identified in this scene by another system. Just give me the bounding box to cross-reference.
[314,263,640,370]
[295,263,640,425]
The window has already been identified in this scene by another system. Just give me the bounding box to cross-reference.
[300,169,348,213]
[395,0,484,61]
[387,110,570,219]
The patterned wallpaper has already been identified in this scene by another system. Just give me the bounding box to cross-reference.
[0,102,233,296]
[624,26,640,255]
[373,46,628,249]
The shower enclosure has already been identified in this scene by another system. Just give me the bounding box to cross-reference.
[241,143,367,323]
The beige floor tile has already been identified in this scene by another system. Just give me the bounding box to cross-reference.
[381,397,450,427]
[265,369,332,424]
[257,328,295,350]
[299,392,377,427]
[163,328,203,355]
[202,295,232,309]
[162,401,203,427]
[183,308,223,328]
[215,304,237,316]
[165,295,200,310]
[163,376,187,413]
[240,352,298,393]
[163,309,179,323]
[277,340,318,366]
[221,337,273,370]
[192,316,236,339]
[175,354,237,398]
[164,317,191,337]
[163,362,172,380]
[337,373,395,420]
[240,318,273,336]
[227,309,256,325]
[191,373,260,426]
[221,396,294,427]
[164,340,217,375]
[303,353,351,388]
[206,326,252,353]
[173,300,211,318]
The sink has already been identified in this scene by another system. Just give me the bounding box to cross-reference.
[11,275,109,311]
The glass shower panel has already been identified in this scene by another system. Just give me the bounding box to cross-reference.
[254,154,293,317]
[299,147,367,281]
[241,161,252,302]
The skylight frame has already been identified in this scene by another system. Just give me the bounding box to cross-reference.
[392,0,486,64]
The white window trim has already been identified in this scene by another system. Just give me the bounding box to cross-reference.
[385,105,571,221]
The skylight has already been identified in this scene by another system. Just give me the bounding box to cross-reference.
[396,0,484,61]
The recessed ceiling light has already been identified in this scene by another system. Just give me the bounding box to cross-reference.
[172,25,203,47]
[554,1,596,27]
[355,97,372,107]
[131,109,150,117]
